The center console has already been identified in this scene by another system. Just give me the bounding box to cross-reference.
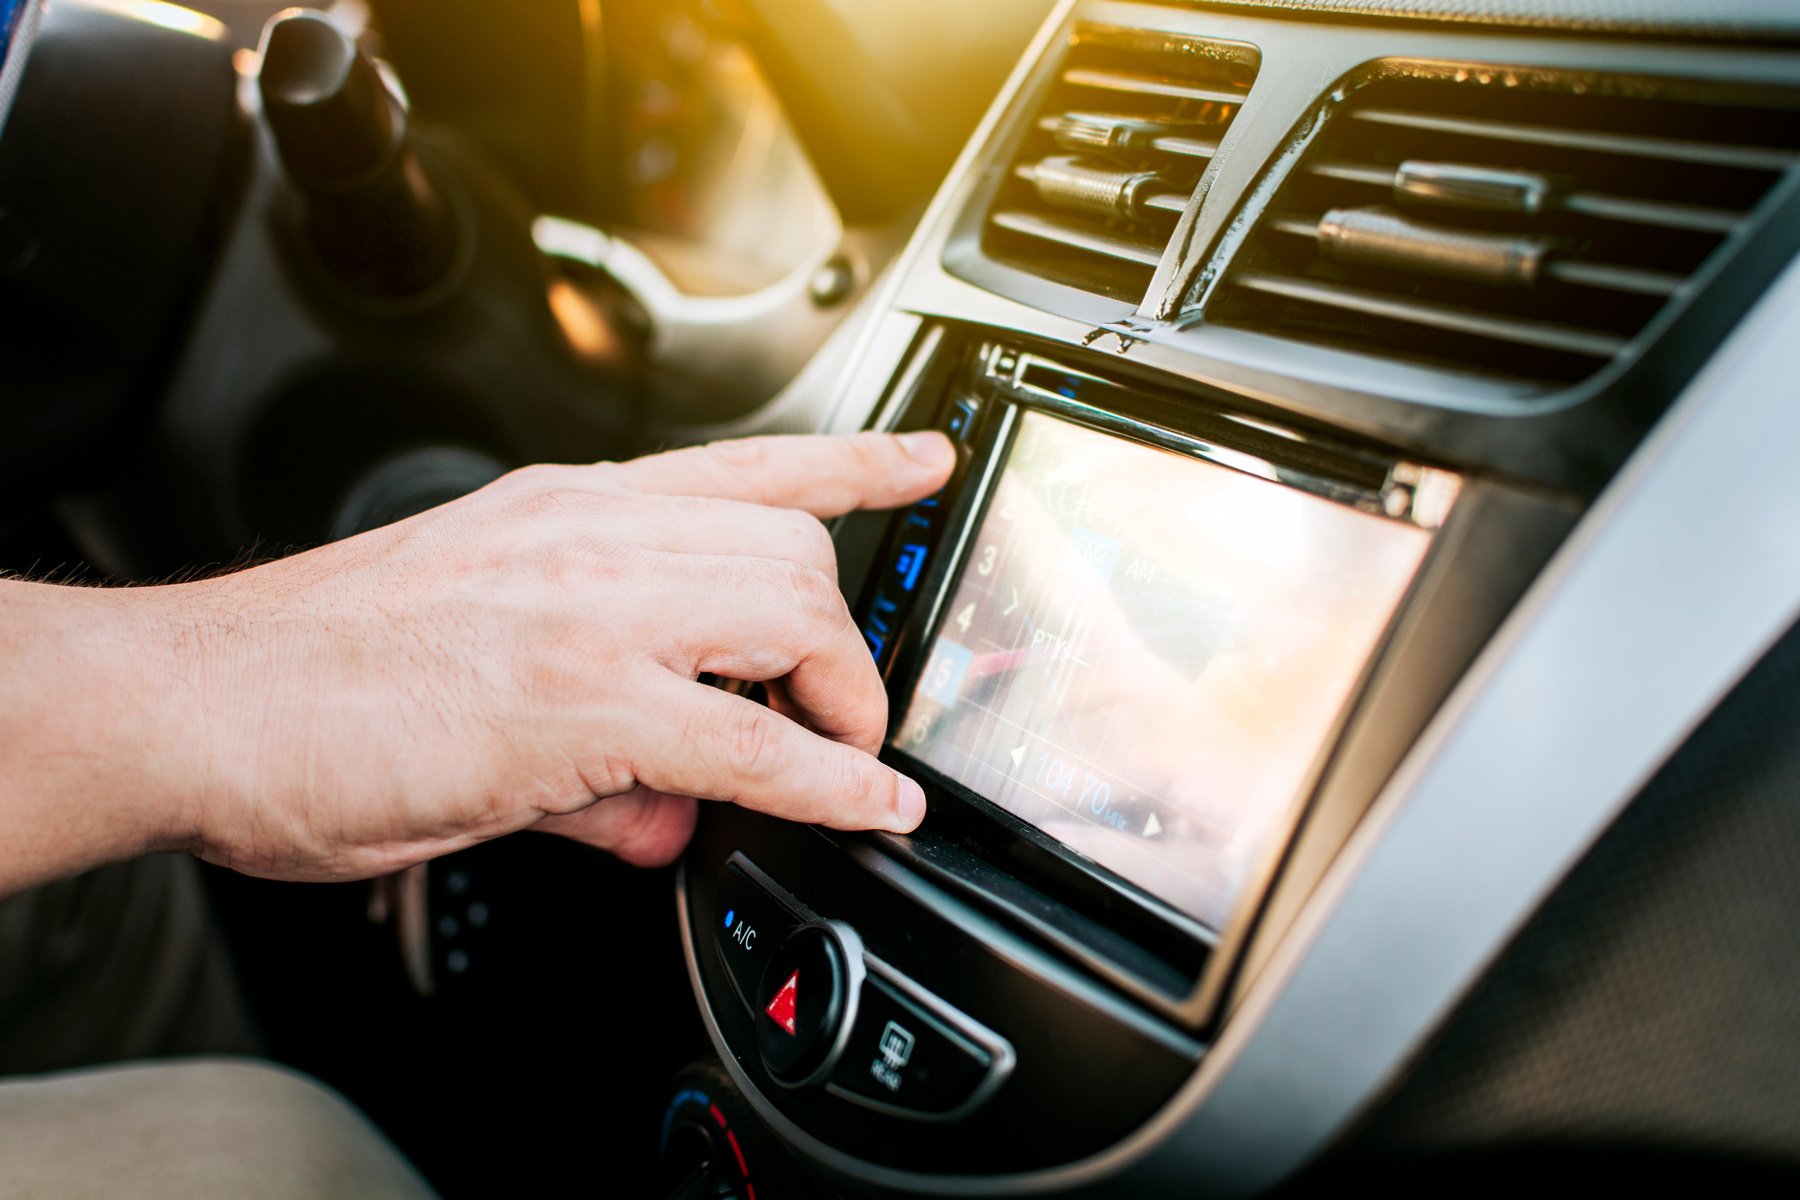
[677,330,1573,1184]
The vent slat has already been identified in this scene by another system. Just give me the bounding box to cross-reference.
[1151,136,1221,160]
[1309,159,1748,235]
[1544,260,1686,298]
[1563,191,1744,236]
[1352,107,1798,174]
[991,210,1165,266]
[1310,160,1400,189]
[1233,272,1629,358]
[1062,67,1248,107]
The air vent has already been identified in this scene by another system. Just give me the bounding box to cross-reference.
[979,27,1259,303]
[1208,76,1800,389]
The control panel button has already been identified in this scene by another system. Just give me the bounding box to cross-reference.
[855,393,983,669]
[828,972,997,1118]
[858,497,943,667]
[943,394,980,443]
[756,924,857,1087]
[713,865,801,1012]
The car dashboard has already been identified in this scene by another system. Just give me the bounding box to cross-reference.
[3,1,1800,1197]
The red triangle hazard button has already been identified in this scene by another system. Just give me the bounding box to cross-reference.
[764,969,799,1036]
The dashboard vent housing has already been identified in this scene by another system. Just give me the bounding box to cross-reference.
[979,27,1258,304]
[1207,76,1800,389]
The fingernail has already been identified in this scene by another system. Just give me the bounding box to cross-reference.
[890,774,928,833]
[898,430,955,469]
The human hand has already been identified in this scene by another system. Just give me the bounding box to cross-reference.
[169,431,955,881]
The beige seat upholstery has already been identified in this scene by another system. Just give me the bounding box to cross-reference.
[0,1058,438,1199]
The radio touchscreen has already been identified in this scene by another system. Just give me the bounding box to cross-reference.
[893,410,1433,931]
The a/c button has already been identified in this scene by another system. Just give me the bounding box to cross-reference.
[828,974,994,1118]
[713,864,800,1012]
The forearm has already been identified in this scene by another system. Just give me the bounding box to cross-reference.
[0,579,212,896]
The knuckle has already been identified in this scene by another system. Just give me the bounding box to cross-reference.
[779,560,845,625]
[725,705,781,779]
[843,688,890,749]
[491,466,594,519]
[520,486,595,519]
[794,514,839,575]
[498,462,563,493]
[692,438,778,499]
[583,461,634,494]
[832,749,890,817]
[704,436,775,476]
[850,431,899,478]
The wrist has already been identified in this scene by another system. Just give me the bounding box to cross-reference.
[133,577,244,858]
[167,557,366,878]
[0,579,217,890]
[145,569,302,871]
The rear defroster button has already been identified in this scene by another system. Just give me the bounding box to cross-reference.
[828,971,1008,1120]
[755,923,863,1088]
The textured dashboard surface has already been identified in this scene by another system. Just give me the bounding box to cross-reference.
[1331,614,1800,1178]
[1184,0,1800,38]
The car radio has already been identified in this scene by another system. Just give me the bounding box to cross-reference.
[866,343,1453,937]
[677,333,1575,1180]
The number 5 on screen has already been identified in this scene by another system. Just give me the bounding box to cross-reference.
[919,641,974,709]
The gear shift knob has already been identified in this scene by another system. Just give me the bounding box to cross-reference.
[258,9,458,301]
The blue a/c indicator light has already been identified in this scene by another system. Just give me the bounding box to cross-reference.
[724,909,736,929]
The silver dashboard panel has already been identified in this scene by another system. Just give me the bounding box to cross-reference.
[678,0,1800,1192]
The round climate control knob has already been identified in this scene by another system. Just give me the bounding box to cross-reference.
[754,922,861,1087]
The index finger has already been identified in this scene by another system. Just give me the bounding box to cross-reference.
[607,431,956,518]
[629,677,928,834]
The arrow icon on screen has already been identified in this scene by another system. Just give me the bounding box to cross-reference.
[1002,588,1019,616]
[1010,745,1027,771]
[1144,813,1163,839]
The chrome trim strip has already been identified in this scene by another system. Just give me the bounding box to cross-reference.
[992,348,1461,528]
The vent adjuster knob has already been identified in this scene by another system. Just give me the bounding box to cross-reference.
[1027,155,1169,221]
[1317,206,1562,289]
